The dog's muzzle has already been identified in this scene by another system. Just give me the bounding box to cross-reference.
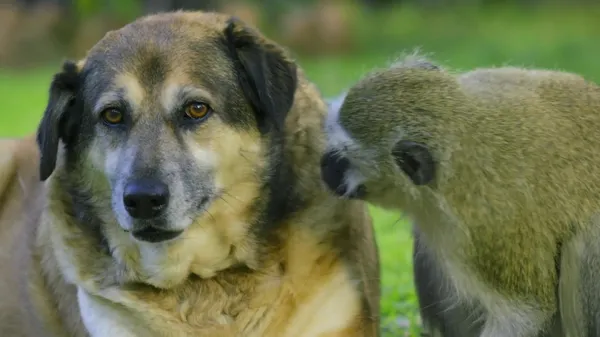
[320,151,365,199]
[123,178,170,219]
[123,178,182,243]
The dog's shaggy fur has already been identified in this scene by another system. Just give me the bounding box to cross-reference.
[0,11,380,337]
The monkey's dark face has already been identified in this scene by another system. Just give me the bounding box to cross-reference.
[36,11,297,287]
[320,80,437,207]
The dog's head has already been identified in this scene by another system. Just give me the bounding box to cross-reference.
[37,12,298,286]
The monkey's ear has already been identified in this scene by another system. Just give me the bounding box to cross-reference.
[223,17,298,133]
[37,60,83,181]
[392,140,435,185]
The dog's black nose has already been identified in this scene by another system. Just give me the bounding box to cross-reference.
[123,178,170,219]
[320,151,365,199]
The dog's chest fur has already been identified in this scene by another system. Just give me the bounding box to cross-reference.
[78,225,362,337]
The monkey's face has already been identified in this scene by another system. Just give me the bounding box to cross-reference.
[320,71,438,208]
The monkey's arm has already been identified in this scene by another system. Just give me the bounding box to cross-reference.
[412,225,484,337]
[414,224,565,337]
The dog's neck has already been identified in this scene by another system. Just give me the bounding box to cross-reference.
[247,73,333,249]
[282,73,331,197]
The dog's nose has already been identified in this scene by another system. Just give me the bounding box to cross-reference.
[320,150,364,198]
[123,178,170,219]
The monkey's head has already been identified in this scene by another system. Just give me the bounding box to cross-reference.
[320,56,465,209]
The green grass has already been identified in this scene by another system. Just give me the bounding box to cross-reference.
[3,3,600,336]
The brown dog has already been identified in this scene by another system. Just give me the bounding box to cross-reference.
[0,11,380,337]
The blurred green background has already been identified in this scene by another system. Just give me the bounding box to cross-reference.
[1,0,600,335]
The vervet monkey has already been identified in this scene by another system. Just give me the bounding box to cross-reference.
[321,54,600,337]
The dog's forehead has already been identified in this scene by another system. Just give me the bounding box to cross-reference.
[95,14,220,53]
[82,12,232,94]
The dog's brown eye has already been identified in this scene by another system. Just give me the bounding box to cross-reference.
[101,108,123,125]
[185,102,211,120]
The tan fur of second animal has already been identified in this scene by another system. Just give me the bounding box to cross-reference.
[0,11,380,337]
[321,54,600,337]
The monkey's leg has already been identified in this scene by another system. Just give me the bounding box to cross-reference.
[559,221,600,337]
[412,225,484,337]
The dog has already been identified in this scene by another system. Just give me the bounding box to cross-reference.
[0,11,380,337]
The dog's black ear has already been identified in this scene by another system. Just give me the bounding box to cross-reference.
[223,17,298,133]
[392,140,436,186]
[37,60,82,181]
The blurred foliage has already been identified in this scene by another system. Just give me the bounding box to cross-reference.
[75,0,142,20]
[2,0,600,70]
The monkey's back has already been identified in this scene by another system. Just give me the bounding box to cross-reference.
[429,67,600,305]
[449,67,600,218]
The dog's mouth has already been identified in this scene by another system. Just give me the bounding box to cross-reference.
[131,227,184,243]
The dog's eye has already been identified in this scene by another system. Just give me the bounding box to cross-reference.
[101,108,124,125]
[184,102,212,120]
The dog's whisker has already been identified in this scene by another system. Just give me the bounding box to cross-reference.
[205,209,216,223]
